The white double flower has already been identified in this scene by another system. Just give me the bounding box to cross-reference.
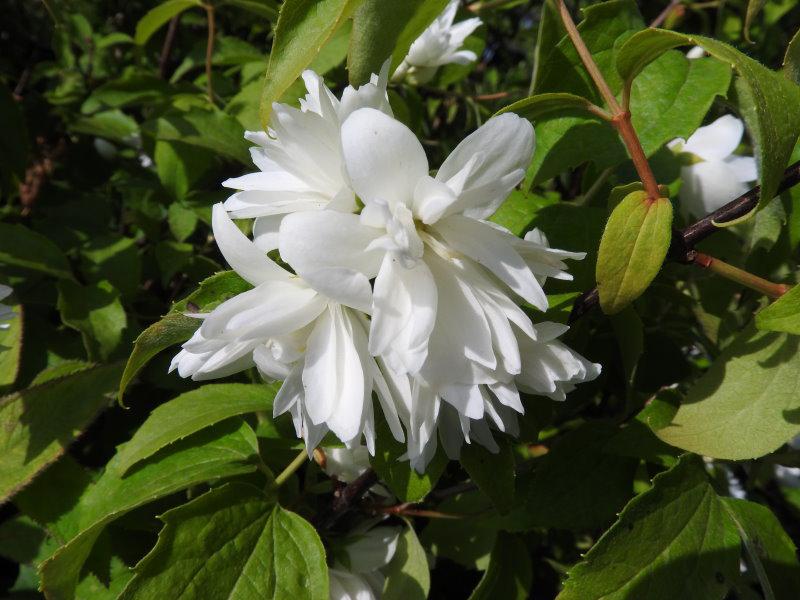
[171,63,600,470]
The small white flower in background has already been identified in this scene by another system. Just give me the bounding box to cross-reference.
[393,0,482,84]
[170,205,405,454]
[669,115,758,219]
[329,526,400,600]
[172,65,600,471]
[686,46,706,59]
[0,285,15,330]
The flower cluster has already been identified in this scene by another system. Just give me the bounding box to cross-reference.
[171,63,600,471]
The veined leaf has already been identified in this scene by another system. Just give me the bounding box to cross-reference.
[259,0,361,127]
[39,419,260,600]
[120,482,327,600]
[0,223,73,280]
[559,456,740,600]
[382,521,430,600]
[596,191,673,315]
[116,383,279,474]
[0,362,123,504]
[616,29,800,218]
[654,326,800,460]
[497,92,602,121]
[755,284,800,334]
[134,0,203,46]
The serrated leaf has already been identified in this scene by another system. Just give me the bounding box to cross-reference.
[57,280,127,362]
[500,424,638,532]
[349,0,444,86]
[39,419,260,600]
[116,383,279,474]
[654,326,800,460]
[0,223,73,280]
[382,521,430,600]
[559,455,740,600]
[119,270,252,401]
[259,0,360,127]
[596,191,673,314]
[469,532,532,600]
[459,439,515,514]
[134,0,203,46]
[616,29,800,217]
[0,362,122,504]
[756,283,800,334]
[722,498,800,599]
[120,482,328,600]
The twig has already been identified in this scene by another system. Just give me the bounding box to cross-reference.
[204,3,216,105]
[159,15,181,79]
[273,449,308,487]
[694,252,790,299]
[650,0,682,28]
[568,160,800,322]
[313,468,378,529]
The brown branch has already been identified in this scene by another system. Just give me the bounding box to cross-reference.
[204,3,216,105]
[568,160,800,323]
[313,468,378,529]
[158,15,181,79]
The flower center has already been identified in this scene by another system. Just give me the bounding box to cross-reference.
[361,200,424,268]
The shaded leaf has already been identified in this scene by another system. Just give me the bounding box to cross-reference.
[0,223,73,280]
[57,280,127,361]
[135,0,203,46]
[469,532,532,600]
[459,439,515,514]
[756,283,800,334]
[382,521,430,600]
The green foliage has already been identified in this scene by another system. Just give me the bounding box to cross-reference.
[459,439,515,514]
[135,0,203,46]
[382,522,430,600]
[596,191,673,314]
[755,284,800,334]
[469,532,532,600]
[121,482,328,600]
[654,326,800,460]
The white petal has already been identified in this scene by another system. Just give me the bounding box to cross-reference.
[723,154,758,183]
[328,569,377,600]
[341,108,428,208]
[679,162,750,218]
[433,215,547,310]
[435,113,534,220]
[683,115,744,162]
[344,527,400,573]
[252,214,283,252]
[370,254,437,373]
[212,203,290,285]
[441,383,484,419]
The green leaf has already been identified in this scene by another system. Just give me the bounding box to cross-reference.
[388,0,451,73]
[57,280,127,362]
[259,0,360,127]
[756,282,800,334]
[371,418,448,503]
[0,362,122,504]
[80,234,141,298]
[0,302,22,389]
[382,522,430,600]
[497,92,603,121]
[469,532,532,600]
[348,0,438,86]
[119,270,251,401]
[116,383,279,474]
[120,482,328,600]
[784,28,800,85]
[654,326,800,460]
[134,0,203,46]
[744,0,767,42]
[69,109,139,143]
[0,223,73,280]
[459,439,515,514]
[722,498,800,599]
[617,29,800,217]
[155,139,215,201]
[219,0,279,20]
[596,191,673,315]
[39,419,260,600]
[168,202,199,241]
[559,455,740,600]
[500,424,638,531]
[146,108,251,165]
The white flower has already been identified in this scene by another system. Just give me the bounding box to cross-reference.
[0,285,15,330]
[221,63,392,248]
[686,46,706,59]
[669,115,758,219]
[393,0,482,83]
[170,205,404,453]
[323,446,371,483]
[329,527,400,600]
[277,109,600,470]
